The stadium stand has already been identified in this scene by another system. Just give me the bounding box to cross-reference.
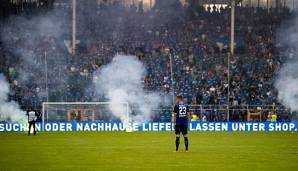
[0,0,296,122]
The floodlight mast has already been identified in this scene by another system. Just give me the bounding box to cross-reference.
[169,54,175,105]
[72,0,76,55]
[230,0,235,56]
[228,0,236,122]
[44,51,48,104]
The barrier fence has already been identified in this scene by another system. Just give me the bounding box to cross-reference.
[153,105,297,122]
[1,105,296,124]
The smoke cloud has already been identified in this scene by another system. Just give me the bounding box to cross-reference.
[275,63,298,111]
[0,8,70,104]
[275,14,298,112]
[0,74,26,122]
[93,55,162,123]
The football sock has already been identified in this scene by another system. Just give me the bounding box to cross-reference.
[175,137,180,151]
[184,136,188,151]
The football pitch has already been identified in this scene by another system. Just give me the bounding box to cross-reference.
[0,132,297,171]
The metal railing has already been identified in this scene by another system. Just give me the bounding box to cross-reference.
[15,104,297,122]
[152,105,297,122]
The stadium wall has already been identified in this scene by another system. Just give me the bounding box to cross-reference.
[0,122,297,132]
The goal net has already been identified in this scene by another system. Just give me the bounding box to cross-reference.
[42,102,129,123]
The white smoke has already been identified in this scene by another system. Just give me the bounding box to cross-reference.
[275,63,298,111]
[275,14,298,112]
[93,55,162,123]
[0,9,69,103]
[0,74,26,123]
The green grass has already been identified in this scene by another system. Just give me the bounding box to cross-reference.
[0,132,297,171]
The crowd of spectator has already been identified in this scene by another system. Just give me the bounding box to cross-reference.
[0,0,297,122]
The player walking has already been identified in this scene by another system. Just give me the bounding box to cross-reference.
[27,109,37,136]
[173,95,190,152]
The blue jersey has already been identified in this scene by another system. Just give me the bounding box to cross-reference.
[173,103,189,125]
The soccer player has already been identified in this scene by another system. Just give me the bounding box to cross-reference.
[173,95,190,152]
[27,109,37,136]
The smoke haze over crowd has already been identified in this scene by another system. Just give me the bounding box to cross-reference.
[275,13,298,112]
[93,55,163,123]
[0,74,25,122]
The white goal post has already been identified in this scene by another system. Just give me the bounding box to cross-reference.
[42,101,129,126]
